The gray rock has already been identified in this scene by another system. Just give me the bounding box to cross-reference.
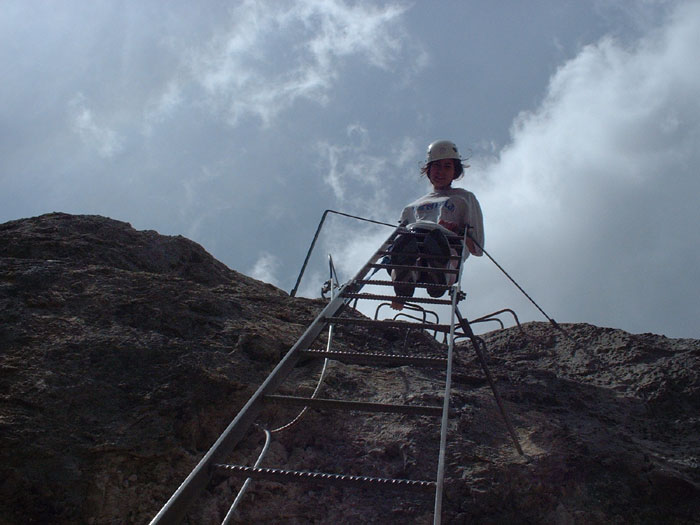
[1,213,698,524]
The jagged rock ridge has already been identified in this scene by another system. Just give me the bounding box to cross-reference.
[1,213,698,524]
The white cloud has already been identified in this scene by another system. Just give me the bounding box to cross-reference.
[301,0,407,69]
[143,81,183,135]
[316,126,419,214]
[313,1,700,336]
[471,0,700,336]
[392,136,420,167]
[186,0,415,126]
[69,94,124,158]
[250,251,282,286]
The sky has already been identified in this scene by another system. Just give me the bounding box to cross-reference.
[2,0,699,339]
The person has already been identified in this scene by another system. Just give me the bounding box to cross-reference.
[388,139,484,309]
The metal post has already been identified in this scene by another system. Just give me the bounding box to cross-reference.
[433,228,471,524]
[455,308,524,456]
[290,210,396,297]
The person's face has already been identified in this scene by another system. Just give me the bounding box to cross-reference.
[428,159,456,190]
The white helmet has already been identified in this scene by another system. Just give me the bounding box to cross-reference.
[426,140,461,163]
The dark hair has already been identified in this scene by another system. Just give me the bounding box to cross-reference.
[421,159,465,180]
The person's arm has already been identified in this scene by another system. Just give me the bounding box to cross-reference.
[465,194,484,256]
[465,234,478,255]
[399,202,415,226]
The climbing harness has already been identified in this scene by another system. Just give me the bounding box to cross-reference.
[151,215,535,525]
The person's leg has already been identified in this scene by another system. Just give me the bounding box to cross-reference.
[388,233,419,301]
[419,229,452,297]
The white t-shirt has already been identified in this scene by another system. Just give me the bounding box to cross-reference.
[399,187,484,258]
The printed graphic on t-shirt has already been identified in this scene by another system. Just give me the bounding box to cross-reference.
[412,197,463,231]
[416,199,455,214]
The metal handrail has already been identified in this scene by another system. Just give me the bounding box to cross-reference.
[290,210,395,297]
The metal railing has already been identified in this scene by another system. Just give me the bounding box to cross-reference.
[290,209,395,297]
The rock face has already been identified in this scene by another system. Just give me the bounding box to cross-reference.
[1,213,698,524]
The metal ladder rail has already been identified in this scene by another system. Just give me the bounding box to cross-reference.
[308,293,526,522]
[284,230,526,524]
[432,228,467,524]
[150,225,405,525]
[352,228,525,523]
[151,225,498,524]
[221,256,353,523]
[291,231,525,523]
[303,228,466,525]
[216,230,463,523]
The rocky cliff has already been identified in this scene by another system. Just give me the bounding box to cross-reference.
[1,213,698,524]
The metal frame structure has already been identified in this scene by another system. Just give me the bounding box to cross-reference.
[151,219,525,525]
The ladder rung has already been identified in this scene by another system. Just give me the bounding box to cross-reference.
[396,229,463,242]
[264,395,443,416]
[352,279,452,290]
[378,250,462,261]
[368,263,459,274]
[325,317,453,333]
[300,349,447,368]
[341,293,453,305]
[214,464,437,493]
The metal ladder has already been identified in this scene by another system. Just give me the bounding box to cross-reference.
[151,224,523,524]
